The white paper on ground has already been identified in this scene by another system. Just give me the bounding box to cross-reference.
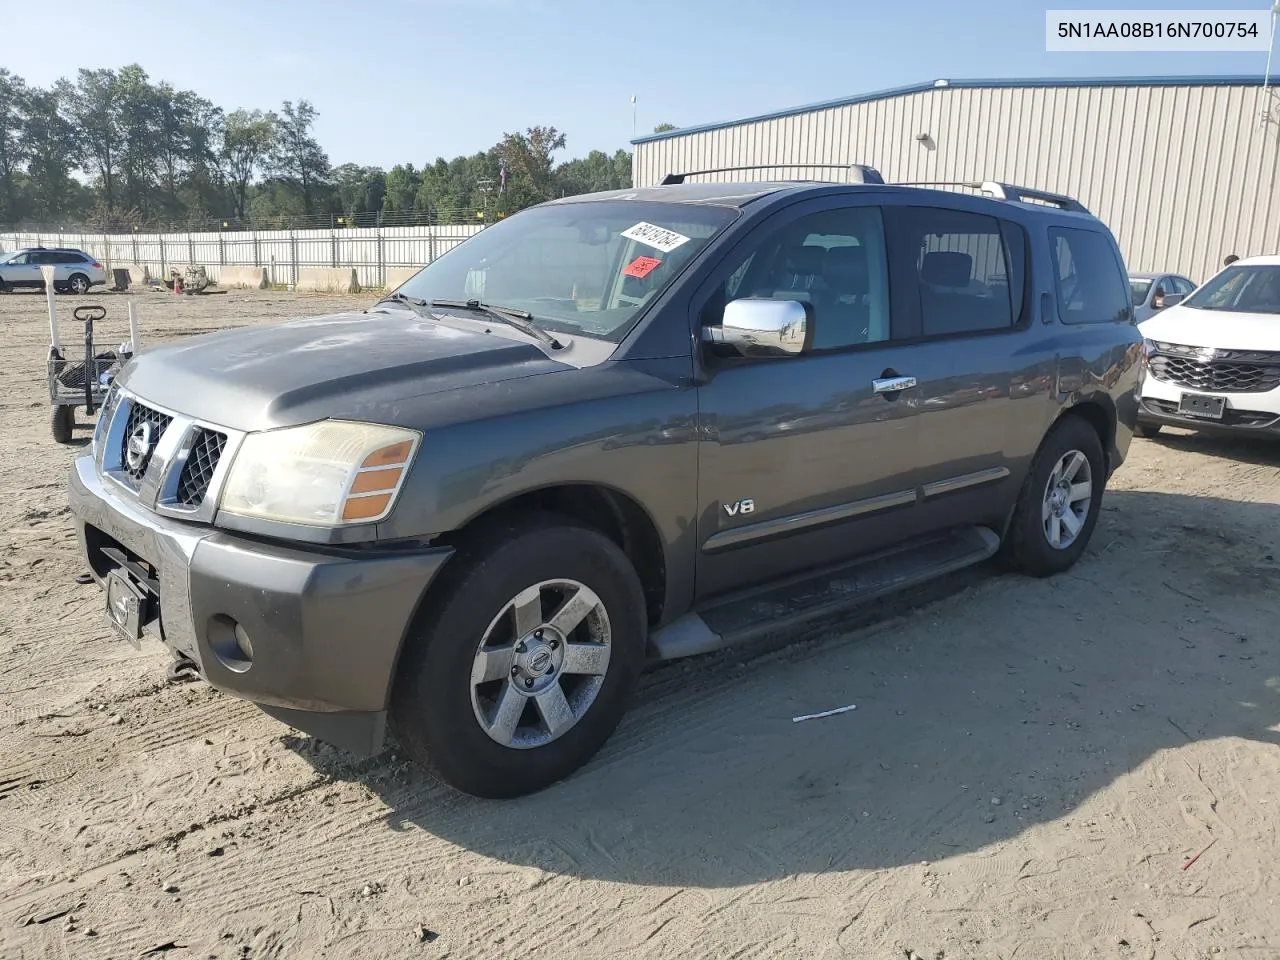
[792,703,857,723]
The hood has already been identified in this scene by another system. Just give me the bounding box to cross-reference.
[1138,304,1280,351]
[117,306,571,432]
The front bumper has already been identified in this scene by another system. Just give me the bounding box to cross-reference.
[1138,374,1280,436]
[68,454,453,755]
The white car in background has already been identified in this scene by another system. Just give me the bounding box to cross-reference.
[1136,255,1280,439]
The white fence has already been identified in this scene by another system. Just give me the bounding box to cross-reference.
[0,223,487,289]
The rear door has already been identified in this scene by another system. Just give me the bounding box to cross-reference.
[880,201,1051,533]
[31,250,64,284]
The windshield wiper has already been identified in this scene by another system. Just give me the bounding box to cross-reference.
[428,299,563,350]
[374,291,433,318]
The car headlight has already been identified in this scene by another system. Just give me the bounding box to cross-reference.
[219,420,421,526]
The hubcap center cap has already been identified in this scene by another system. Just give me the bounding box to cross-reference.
[513,631,564,686]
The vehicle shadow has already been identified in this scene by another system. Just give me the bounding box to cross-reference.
[289,489,1280,888]
[1146,428,1280,467]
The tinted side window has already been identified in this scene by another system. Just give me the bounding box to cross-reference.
[32,251,60,265]
[7,253,30,265]
[888,207,1017,337]
[1175,277,1196,296]
[57,252,87,264]
[1048,227,1130,324]
[701,205,892,350]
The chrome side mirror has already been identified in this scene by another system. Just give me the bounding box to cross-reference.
[703,298,812,357]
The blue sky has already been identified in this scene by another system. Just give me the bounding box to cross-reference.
[0,0,1274,168]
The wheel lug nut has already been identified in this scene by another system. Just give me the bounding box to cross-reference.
[534,629,543,639]
[511,666,518,677]
[524,677,534,688]
[516,641,526,653]
[549,638,558,649]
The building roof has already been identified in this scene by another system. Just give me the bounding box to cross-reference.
[632,75,1273,145]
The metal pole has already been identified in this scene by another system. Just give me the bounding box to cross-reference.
[128,298,141,353]
[42,265,60,352]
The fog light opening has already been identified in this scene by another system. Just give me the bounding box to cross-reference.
[208,614,254,673]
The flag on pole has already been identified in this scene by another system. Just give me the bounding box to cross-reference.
[499,162,507,194]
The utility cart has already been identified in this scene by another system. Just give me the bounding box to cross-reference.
[43,266,140,443]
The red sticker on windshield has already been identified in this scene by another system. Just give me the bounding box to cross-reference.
[623,256,662,279]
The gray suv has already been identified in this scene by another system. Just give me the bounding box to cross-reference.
[67,170,1142,798]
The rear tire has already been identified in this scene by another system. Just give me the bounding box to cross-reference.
[391,516,646,799]
[66,273,90,295]
[1004,414,1106,578]
[1134,421,1162,438]
[51,405,75,443]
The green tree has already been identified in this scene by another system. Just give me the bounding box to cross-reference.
[21,83,80,220]
[115,64,163,216]
[67,68,122,210]
[222,109,276,220]
[0,69,29,221]
[382,163,421,216]
[495,125,566,212]
[270,100,329,215]
[331,163,386,219]
[653,122,677,133]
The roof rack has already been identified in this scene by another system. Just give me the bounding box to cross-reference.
[659,163,885,185]
[896,180,1090,214]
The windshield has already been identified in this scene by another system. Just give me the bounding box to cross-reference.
[1130,278,1152,305]
[1183,264,1280,314]
[395,201,737,343]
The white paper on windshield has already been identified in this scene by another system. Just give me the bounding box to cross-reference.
[621,221,691,253]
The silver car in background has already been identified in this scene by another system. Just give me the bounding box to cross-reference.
[0,247,108,294]
[1130,271,1197,324]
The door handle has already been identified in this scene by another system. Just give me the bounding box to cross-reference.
[872,375,917,394]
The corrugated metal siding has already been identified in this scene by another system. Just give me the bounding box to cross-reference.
[634,84,1280,284]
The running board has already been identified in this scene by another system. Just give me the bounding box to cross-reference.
[648,525,1000,661]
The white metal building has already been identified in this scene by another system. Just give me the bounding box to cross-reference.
[631,76,1280,285]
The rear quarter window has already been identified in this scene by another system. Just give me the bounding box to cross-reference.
[1048,226,1131,325]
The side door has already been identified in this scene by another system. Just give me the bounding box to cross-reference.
[881,201,1053,535]
[692,196,930,601]
[2,252,40,287]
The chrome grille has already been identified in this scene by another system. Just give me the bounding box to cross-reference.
[97,388,245,524]
[120,402,173,481]
[1147,343,1280,395]
[175,429,226,506]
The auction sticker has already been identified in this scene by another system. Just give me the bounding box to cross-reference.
[621,221,691,253]
[623,256,662,278]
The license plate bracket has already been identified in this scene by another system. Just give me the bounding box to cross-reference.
[105,569,145,649]
[1178,392,1226,420]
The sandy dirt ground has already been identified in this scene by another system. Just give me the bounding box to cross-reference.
[1,288,1278,960]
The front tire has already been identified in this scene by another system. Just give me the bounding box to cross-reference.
[1004,414,1106,577]
[391,517,646,798]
